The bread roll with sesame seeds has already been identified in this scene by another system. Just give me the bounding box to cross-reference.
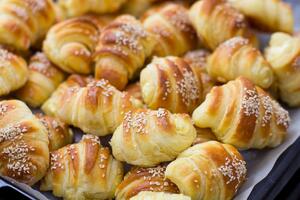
[0,48,28,96]
[111,108,196,166]
[125,82,143,103]
[43,15,111,74]
[40,135,123,200]
[165,141,246,200]
[116,165,179,200]
[141,3,197,57]
[192,77,289,149]
[15,53,65,108]
[188,0,258,50]
[130,192,191,200]
[42,75,143,136]
[35,113,73,151]
[121,0,162,17]
[0,100,49,186]
[265,33,300,107]
[0,0,55,51]
[228,0,293,34]
[207,37,274,89]
[94,15,156,90]
[140,56,205,113]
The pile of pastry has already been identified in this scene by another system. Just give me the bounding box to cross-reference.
[0,0,297,199]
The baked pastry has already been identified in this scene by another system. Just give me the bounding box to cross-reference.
[94,15,156,90]
[140,56,204,113]
[0,48,28,96]
[58,0,127,17]
[125,82,143,102]
[228,0,294,33]
[116,165,179,200]
[42,76,142,136]
[0,0,55,51]
[36,113,73,151]
[192,77,290,149]
[15,52,65,107]
[121,0,161,17]
[43,15,110,74]
[193,128,217,145]
[165,141,247,200]
[111,108,196,166]
[40,135,123,200]
[130,192,191,200]
[188,0,258,50]
[207,37,274,89]
[0,100,49,185]
[142,3,197,57]
[265,32,300,107]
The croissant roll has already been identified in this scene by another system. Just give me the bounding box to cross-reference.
[42,77,142,136]
[207,37,274,89]
[0,48,28,96]
[125,82,143,103]
[121,0,161,17]
[36,113,73,151]
[165,141,247,200]
[188,0,258,50]
[116,165,179,200]
[40,135,123,200]
[111,108,196,166]
[0,0,55,51]
[192,77,290,149]
[141,3,197,57]
[131,192,191,200]
[228,0,294,33]
[0,100,49,185]
[140,56,204,113]
[265,33,300,107]
[43,15,111,74]
[94,15,156,90]
[15,53,65,107]
[58,0,127,18]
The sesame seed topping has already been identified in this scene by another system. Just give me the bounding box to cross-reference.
[261,95,273,127]
[0,124,28,143]
[223,37,249,49]
[273,101,290,128]
[82,134,100,146]
[0,104,8,116]
[0,48,13,64]
[242,88,260,118]
[123,111,148,134]
[11,5,28,20]
[87,79,115,97]
[169,9,194,34]
[156,108,167,118]
[50,152,64,170]
[162,80,172,101]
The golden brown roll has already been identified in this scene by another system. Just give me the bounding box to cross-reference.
[130,192,191,200]
[116,165,179,200]
[141,3,197,57]
[40,135,123,200]
[193,128,217,145]
[42,75,142,136]
[121,0,162,17]
[0,48,28,96]
[265,32,300,107]
[192,77,290,149]
[43,15,110,74]
[111,108,196,166]
[165,141,247,200]
[188,0,258,50]
[36,113,73,151]
[140,56,204,113]
[0,100,49,186]
[15,52,65,107]
[125,82,143,102]
[228,0,294,33]
[207,37,274,89]
[94,15,156,90]
[0,0,56,51]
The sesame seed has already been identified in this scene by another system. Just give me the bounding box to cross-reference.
[123,111,148,134]
[261,95,273,127]
[156,108,167,118]
[241,88,260,118]
[0,124,28,143]
[0,104,8,116]
[87,79,114,97]
[273,101,290,128]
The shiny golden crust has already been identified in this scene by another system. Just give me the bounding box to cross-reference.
[36,113,73,151]
[58,0,127,18]
[142,3,197,57]
[111,108,196,166]
[125,82,143,102]
[0,100,49,186]
[43,15,110,74]
[228,0,294,33]
[193,128,217,145]
[40,135,123,200]
[0,48,28,96]
[121,0,161,17]
[0,0,55,51]
[165,141,247,200]
[140,56,204,113]
[130,192,191,200]
[116,165,179,200]
[207,37,274,88]
[42,76,142,136]
[192,77,289,149]
[188,0,258,50]
[15,52,65,107]
[265,33,300,107]
[94,15,156,90]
